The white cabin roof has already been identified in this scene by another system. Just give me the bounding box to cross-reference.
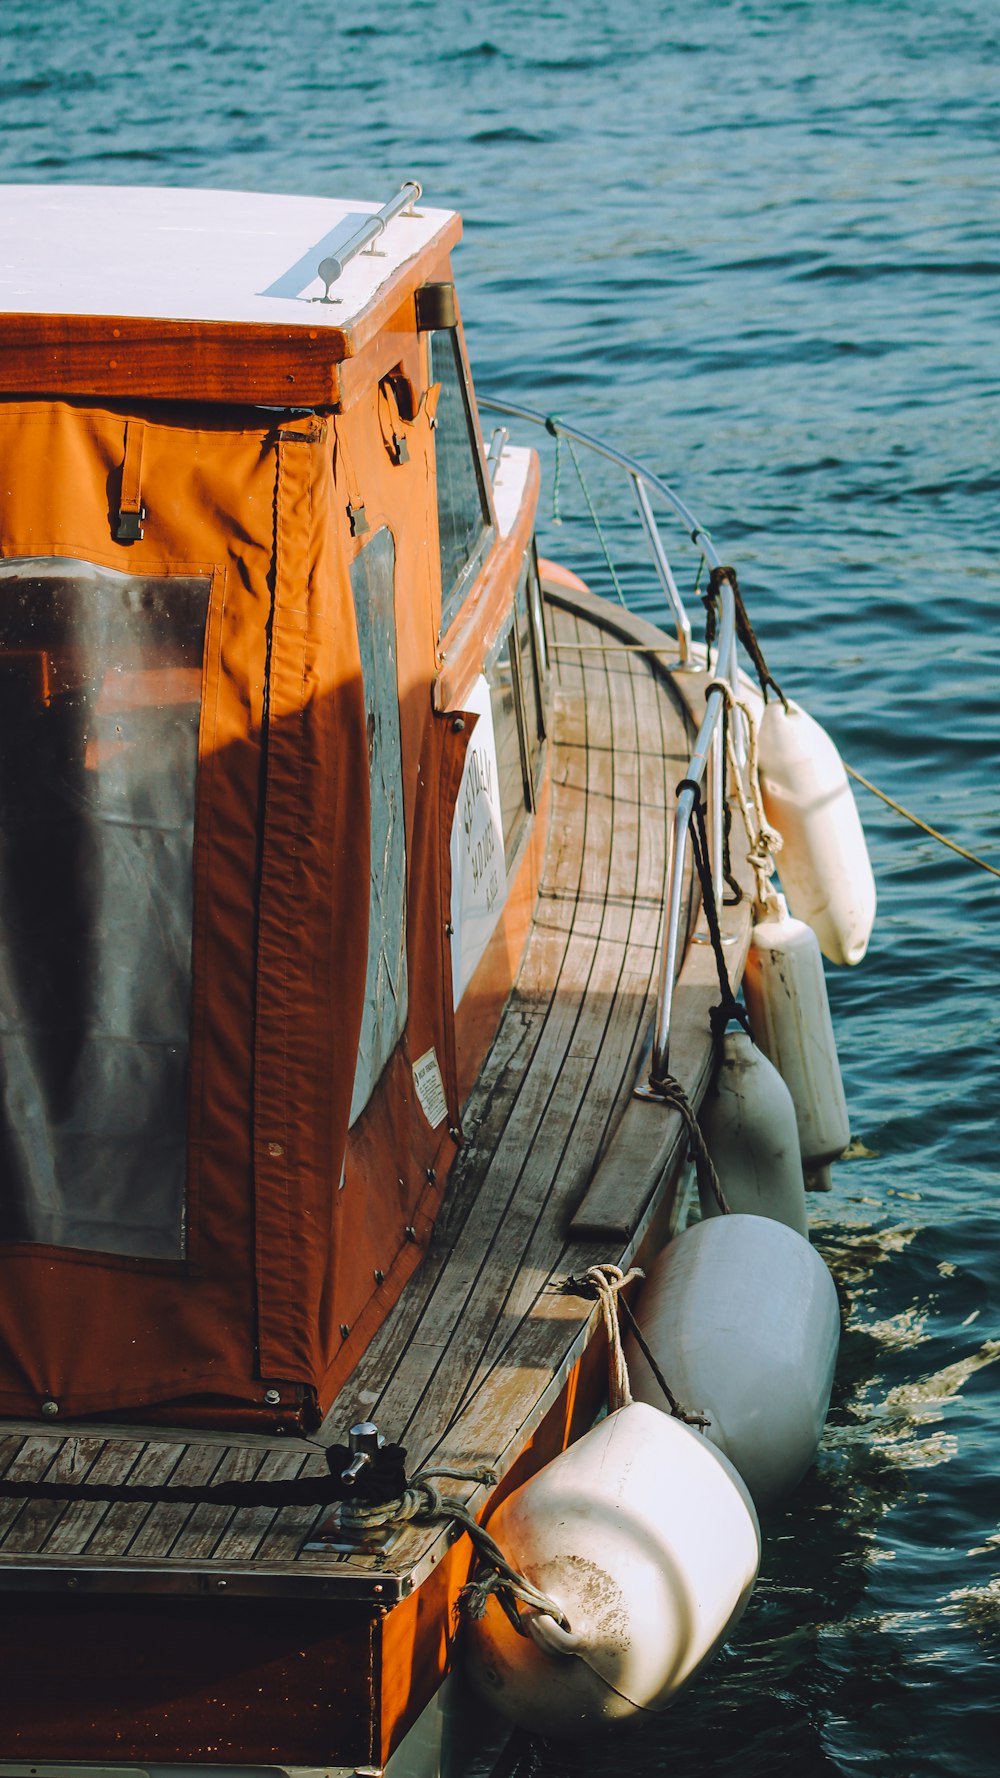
[0,184,457,330]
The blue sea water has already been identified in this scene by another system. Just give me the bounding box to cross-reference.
[0,1,997,1773]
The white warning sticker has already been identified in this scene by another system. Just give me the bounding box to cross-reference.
[413,1046,448,1130]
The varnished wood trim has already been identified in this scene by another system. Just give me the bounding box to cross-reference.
[0,315,345,405]
[434,451,541,711]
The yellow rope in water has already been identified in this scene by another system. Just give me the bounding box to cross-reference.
[845,765,1000,881]
[548,640,999,881]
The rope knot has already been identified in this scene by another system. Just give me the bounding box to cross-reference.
[560,1264,643,1412]
[703,564,789,710]
[725,695,784,916]
[562,1257,711,1432]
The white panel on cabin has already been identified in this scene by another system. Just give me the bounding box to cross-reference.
[489,446,534,539]
[449,675,508,1008]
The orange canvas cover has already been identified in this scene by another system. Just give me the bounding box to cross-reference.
[0,390,467,1424]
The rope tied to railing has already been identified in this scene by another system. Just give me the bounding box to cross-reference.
[718,693,744,907]
[680,776,753,1057]
[643,1074,731,1217]
[702,565,789,711]
[707,679,784,916]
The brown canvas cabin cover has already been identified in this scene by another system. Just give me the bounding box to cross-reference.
[0,379,473,1425]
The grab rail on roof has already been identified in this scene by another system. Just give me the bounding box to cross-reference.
[477,397,741,1087]
[316,180,423,301]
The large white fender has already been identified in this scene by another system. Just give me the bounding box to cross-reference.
[743,895,850,1177]
[464,1402,759,1737]
[698,1029,809,1236]
[625,1215,840,1508]
[757,698,875,966]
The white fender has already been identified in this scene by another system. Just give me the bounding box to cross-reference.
[625,1215,840,1508]
[743,896,850,1174]
[698,1030,808,1236]
[464,1403,759,1737]
[757,698,875,966]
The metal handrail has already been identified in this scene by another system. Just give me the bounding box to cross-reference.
[478,397,739,1084]
[317,181,423,299]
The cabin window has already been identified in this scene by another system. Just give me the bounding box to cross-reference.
[349,528,408,1126]
[0,557,210,1259]
[429,329,494,633]
[517,547,547,765]
[486,615,532,865]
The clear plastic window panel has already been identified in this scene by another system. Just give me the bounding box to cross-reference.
[517,554,546,758]
[429,329,494,632]
[349,529,408,1126]
[0,558,210,1258]
[486,616,530,865]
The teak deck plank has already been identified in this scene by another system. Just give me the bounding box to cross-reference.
[40,1438,149,1557]
[167,1444,269,1562]
[0,1436,106,1556]
[126,1443,225,1560]
[211,1447,314,1565]
[83,1440,188,1560]
[0,589,733,1594]
[251,1452,332,1565]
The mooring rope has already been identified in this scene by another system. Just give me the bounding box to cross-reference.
[845,764,1000,882]
[702,564,788,709]
[546,641,997,886]
[543,424,995,890]
[0,1440,410,1509]
[682,779,753,1058]
[575,1263,644,1411]
[561,1266,710,1429]
[303,1460,572,1637]
[0,1436,570,1640]
[706,679,784,916]
[648,1075,731,1216]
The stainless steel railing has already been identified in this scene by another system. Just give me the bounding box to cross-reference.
[478,397,740,1086]
[316,181,423,301]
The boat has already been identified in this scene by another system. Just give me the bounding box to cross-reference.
[0,179,873,1773]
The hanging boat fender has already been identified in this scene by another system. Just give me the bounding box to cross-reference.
[743,895,850,1178]
[757,698,876,966]
[464,1402,760,1737]
[698,1029,809,1236]
[625,1215,840,1509]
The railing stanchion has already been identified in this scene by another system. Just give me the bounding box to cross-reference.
[650,796,691,1085]
[475,397,741,1078]
[710,710,725,912]
[631,475,692,664]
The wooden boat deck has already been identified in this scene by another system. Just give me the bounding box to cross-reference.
[0,587,753,1602]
